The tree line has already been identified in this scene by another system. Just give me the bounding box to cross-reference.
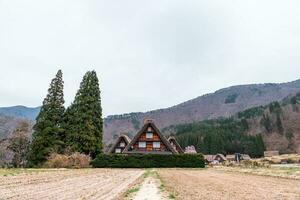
[27,70,103,166]
[172,118,265,158]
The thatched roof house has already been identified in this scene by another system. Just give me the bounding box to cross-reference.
[108,134,131,154]
[184,146,197,154]
[123,119,177,155]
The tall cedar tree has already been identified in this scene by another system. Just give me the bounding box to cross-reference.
[27,70,65,166]
[64,71,103,158]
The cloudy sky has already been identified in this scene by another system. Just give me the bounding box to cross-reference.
[0,0,300,116]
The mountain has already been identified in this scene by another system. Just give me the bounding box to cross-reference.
[104,80,300,145]
[0,106,40,121]
[1,80,300,149]
[165,93,300,154]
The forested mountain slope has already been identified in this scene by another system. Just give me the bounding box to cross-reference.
[164,93,300,156]
[104,80,300,145]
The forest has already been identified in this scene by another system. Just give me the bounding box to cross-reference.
[172,118,265,157]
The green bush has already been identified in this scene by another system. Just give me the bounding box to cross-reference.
[91,154,205,168]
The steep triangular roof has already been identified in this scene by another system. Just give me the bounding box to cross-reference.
[168,136,184,154]
[108,134,131,154]
[123,120,177,154]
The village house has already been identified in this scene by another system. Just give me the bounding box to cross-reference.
[123,119,178,154]
[108,134,131,154]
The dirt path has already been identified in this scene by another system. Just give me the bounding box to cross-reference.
[0,169,144,200]
[132,176,164,200]
[158,168,300,200]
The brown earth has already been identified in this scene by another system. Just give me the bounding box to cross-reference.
[158,168,300,200]
[0,169,144,200]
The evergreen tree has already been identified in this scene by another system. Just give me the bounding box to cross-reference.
[27,70,65,166]
[64,71,103,158]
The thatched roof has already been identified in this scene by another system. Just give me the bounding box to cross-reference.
[123,119,177,154]
[168,136,184,154]
[108,134,131,154]
[205,154,227,162]
[214,154,226,161]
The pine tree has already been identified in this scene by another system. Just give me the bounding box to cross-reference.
[64,71,103,158]
[27,70,65,166]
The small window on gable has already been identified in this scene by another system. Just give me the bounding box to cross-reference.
[120,142,125,147]
[153,142,161,148]
[139,142,146,148]
[115,148,122,153]
[146,132,153,139]
[147,127,152,132]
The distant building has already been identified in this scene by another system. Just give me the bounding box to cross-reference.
[205,154,227,164]
[184,146,197,154]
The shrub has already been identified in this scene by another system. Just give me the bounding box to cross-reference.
[91,154,205,168]
[44,152,91,168]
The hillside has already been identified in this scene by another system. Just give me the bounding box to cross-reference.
[0,106,40,121]
[104,80,300,144]
[165,93,300,155]
[1,80,300,149]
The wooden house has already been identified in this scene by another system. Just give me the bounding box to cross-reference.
[123,119,177,155]
[168,137,184,154]
[108,134,131,154]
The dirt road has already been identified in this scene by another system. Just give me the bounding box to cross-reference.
[0,169,144,200]
[158,169,300,200]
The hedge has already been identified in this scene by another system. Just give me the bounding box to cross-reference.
[91,154,205,168]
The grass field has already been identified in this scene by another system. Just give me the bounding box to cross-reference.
[0,166,299,200]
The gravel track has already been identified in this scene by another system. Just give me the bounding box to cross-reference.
[0,169,144,200]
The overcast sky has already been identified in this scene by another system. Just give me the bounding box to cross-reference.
[0,0,300,116]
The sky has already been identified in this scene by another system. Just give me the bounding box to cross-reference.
[0,0,300,116]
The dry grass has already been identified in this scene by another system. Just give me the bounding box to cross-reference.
[256,154,300,164]
[158,168,300,200]
[215,165,300,180]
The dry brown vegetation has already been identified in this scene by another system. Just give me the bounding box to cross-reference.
[1,167,300,200]
[158,168,300,200]
[44,152,91,168]
[215,165,300,180]
[256,154,300,164]
[0,168,144,200]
